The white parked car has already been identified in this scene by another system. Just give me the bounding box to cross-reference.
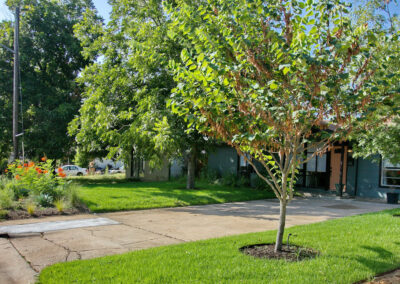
[56,165,87,176]
[109,166,124,174]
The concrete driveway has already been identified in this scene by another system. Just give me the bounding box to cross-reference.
[0,197,398,283]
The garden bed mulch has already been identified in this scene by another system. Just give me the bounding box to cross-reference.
[240,243,318,262]
[2,206,89,221]
[357,268,400,284]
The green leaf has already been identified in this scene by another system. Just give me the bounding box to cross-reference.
[283,67,290,75]
[270,83,278,90]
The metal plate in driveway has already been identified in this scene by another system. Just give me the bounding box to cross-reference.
[0,217,119,235]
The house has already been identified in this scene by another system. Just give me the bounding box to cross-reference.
[207,143,400,200]
[125,158,184,181]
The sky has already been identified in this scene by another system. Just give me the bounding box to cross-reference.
[0,0,112,22]
[0,0,399,25]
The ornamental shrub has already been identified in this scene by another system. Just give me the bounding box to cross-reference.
[6,159,67,202]
[0,187,14,209]
[0,159,77,210]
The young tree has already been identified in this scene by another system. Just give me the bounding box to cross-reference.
[167,0,397,251]
[70,0,212,188]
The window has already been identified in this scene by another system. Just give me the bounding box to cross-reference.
[305,152,327,172]
[239,154,250,167]
[381,160,400,187]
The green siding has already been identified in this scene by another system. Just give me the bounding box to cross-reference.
[208,146,238,177]
[347,157,394,199]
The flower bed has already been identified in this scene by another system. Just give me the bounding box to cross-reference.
[0,158,82,219]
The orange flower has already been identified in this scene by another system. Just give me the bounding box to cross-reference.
[59,172,66,178]
[41,157,47,162]
[35,167,40,171]
[36,169,42,174]
[43,170,48,174]
[17,165,22,168]
[4,169,8,173]
[24,163,28,167]
[57,167,63,172]
[28,162,34,167]
[15,175,21,180]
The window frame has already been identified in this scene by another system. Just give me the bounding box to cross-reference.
[380,159,400,188]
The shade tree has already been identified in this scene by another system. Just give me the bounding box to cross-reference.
[70,0,212,188]
[0,0,96,161]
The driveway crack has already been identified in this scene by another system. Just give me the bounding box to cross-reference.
[9,238,39,273]
[40,233,82,261]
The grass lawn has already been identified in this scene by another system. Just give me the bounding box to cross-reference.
[73,177,275,212]
[39,208,400,283]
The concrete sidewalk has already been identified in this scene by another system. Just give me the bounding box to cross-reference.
[0,197,397,283]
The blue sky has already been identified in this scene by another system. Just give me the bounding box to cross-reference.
[0,1,399,25]
[0,0,112,22]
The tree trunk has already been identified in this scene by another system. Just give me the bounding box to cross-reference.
[186,150,196,189]
[275,199,287,252]
[136,158,140,179]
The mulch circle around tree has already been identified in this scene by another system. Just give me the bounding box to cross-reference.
[240,243,319,262]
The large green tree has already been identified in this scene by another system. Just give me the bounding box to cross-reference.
[0,0,95,161]
[70,0,211,188]
[0,21,13,159]
[167,0,397,251]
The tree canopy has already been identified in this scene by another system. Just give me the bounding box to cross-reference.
[0,0,96,161]
[70,0,212,188]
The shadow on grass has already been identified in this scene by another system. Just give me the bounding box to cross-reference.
[361,245,393,258]
[351,245,400,276]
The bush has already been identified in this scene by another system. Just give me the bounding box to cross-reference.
[0,158,82,213]
[251,174,270,190]
[0,158,8,173]
[199,168,219,183]
[65,184,81,208]
[25,201,36,215]
[54,199,66,212]
[6,159,68,203]
[0,209,8,218]
[36,193,54,207]
[221,173,249,188]
[0,187,14,209]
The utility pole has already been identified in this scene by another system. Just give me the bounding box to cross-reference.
[12,6,20,161]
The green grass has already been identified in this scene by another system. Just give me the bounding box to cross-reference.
[39,208,400,283]
[75,179,275,213]
[67,173,127,183]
